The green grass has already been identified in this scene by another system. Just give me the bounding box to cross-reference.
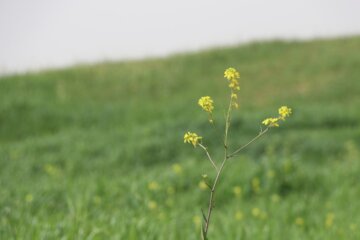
[1,36,360,239]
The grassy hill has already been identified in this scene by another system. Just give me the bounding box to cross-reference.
[1,36,360,239]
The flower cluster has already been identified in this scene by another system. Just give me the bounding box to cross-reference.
[224,67,240,109]
[262,117,280,127]
[198,96,214,113]
[184,132,202,147]
[262,106,292,127]
[278,106,292,119]
[224,67,240,81]
[198,96,214,122]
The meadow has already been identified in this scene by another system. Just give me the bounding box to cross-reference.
[0,36,360,239]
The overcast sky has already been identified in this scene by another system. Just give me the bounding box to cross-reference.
[0,0,359,74]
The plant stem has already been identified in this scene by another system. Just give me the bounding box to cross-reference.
[203,155,228,237]
[199,144,218,171]
[203,94,233,238]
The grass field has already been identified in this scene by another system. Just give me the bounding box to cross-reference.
[1,36,360,239]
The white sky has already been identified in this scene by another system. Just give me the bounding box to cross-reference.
[0,0,359,74]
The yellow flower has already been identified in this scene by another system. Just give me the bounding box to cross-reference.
[271,194,280,203]
[252,208,261,218]
[193,215,201,227]
[43,164,61,177]
[224,67,240,80]
[262,106,292,127]
[325,213,335,228]
[232,102,239,109]
[183,132,202,147]
[25,194,33,203]
[262,117,280,127]
[172,163,183,175]
[235,211,244,221]
[198,180,208,190]
[148,201,158,210]
[233,186,242,197]
[251,177,261,193]
[229,78,240,90]
[198,96,214,113]
[148,181,160,191]
[224,68,241,108]
[295,217,305,226]
[278,106,292,120]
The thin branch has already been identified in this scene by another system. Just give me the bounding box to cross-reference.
[227,127,269,158]
[198,144,218,171]
[203,155,227,236]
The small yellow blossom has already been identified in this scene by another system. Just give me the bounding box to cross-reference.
[271,194,281,203]
[325,213,335,228]
[172,163,183,175]
[228,78,240,91]
[224,68,241,108]
[262,106,292,127]
[278,106,292,120]
[233,186,242,197]
[198,96,214,113]
[252,177,261,193]
[283,160,292,173]
[224,67,240,80]
[262,117,280,127]
[184,132,202,147]
[25,194,33,203]
[252,208,261,218]
[235,211,244,221]
[193,215,201,228]
[295,217,305,226]
[198,96,214,122]
[198,180,208,190]
[148,201,158,210]
[232,102,239,109]
[252,177,260,187]
[148,181,160,191]
[43,164,61,177]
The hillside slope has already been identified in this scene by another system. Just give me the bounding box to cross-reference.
[1,37,360,239]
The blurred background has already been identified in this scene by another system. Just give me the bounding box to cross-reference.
[0,0,360,239]
[1,0,360,74]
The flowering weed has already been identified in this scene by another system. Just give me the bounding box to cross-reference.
[184,67,292,239]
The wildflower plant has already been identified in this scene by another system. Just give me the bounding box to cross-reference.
[183,67,292,239]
